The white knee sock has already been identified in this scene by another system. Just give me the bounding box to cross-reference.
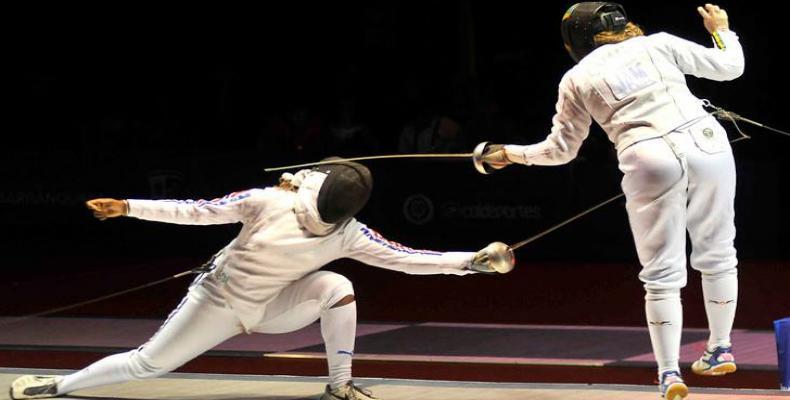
[321,301,357,390]
[645,289,683,376]
[702,272,738,350]
[57,351,137,394]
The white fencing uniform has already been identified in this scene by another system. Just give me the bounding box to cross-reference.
[56,185,474,395]
[504,30,743,375]
[126,187,472,330]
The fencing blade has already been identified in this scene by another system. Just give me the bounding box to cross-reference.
[0,257,221,329]
[509,193,625,251]
[264,153,474,172]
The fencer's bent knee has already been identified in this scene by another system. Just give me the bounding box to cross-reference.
[331,294,356,308]
[314,272,354,310]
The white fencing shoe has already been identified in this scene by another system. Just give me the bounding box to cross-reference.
[10,375,61,399]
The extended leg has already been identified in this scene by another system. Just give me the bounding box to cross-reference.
[57,286,242,394]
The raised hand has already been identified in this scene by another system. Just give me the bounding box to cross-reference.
[697,4,729,35]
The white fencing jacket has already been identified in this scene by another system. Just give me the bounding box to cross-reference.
[128,188,474,330]
[505,30,744,164]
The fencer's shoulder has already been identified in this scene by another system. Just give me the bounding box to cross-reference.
[337,218,365,250]
[558,67,584,91]
[561,67,578,80]
[645,31,682,45]
[338,219,391,245]
[560,64,584,82]
[250,187,294,203]
[649,31,674,39]
[226,187,277,208]
[240,187,271,201]
[340,218,365,236]
[234,187,292,218]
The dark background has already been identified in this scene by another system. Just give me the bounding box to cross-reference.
[3,1,788,328]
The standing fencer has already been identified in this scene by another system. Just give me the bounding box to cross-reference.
[10,160,514,400]
[480,3,742,399]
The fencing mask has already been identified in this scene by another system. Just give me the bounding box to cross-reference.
[292,158,373,235]
[561,2,629,62]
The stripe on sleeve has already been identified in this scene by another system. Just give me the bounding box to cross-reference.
[161,191,252,207]
[360,226,442,256]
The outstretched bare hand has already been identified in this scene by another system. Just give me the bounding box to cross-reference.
[86,198,128,220]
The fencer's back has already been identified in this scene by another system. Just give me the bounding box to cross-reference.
[566,32,735,152]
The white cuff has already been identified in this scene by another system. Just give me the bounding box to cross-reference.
[504,145,532,165]
[712,29,737,50]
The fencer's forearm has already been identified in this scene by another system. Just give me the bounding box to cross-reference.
[667,30,744,81]
[709,29,744,80]
[345,223,476,275]
[351,250,476,276]
[504,141,575,166]
[379,252,476,276]
[126,199,242,225]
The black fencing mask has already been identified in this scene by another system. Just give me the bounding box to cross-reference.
[312,159,373,224]
[561,2,629,62]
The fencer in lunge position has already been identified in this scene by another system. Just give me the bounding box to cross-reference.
[10,160,514,400]
[480,3,742,399]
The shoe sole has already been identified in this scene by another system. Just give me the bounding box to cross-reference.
[692,362,737,376]
[664,382,689,400]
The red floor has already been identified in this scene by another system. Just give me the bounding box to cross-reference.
[0,318,781,389]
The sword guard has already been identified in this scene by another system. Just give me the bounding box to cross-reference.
[473,141,496,175]
[472,241,516,273]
